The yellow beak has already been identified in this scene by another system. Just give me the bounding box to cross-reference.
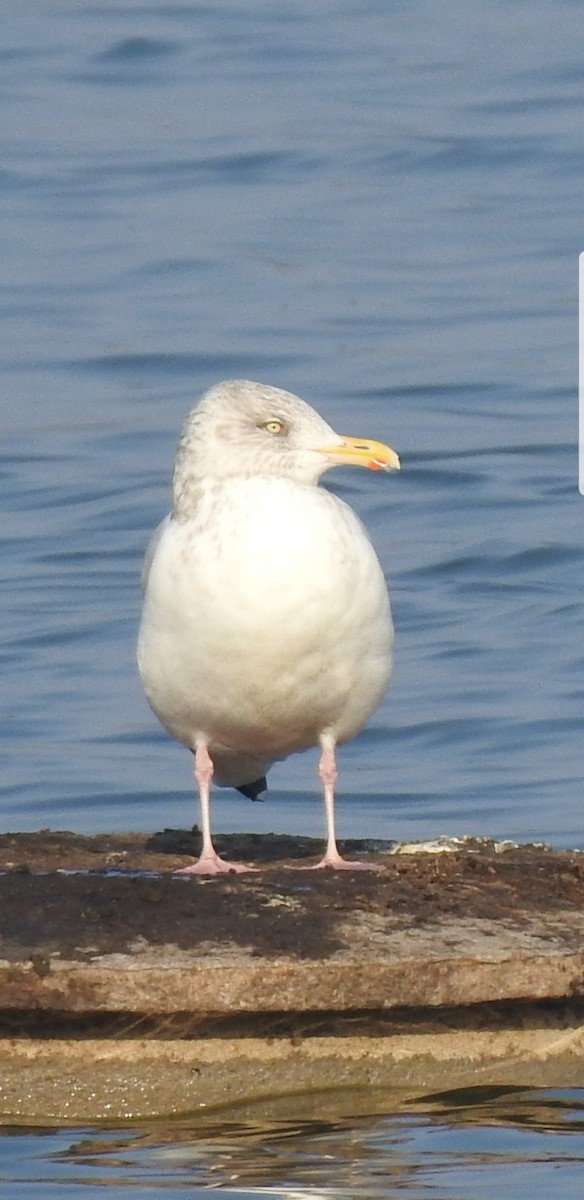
[319,435,401,473]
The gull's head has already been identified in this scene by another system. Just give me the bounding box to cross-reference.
[173,379,400,512]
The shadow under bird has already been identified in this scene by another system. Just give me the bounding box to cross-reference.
[137,380,400,874]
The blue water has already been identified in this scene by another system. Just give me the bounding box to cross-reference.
[1,0,583,1190]
[2,0,581,848]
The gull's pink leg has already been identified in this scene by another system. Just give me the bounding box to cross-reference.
[302,735,382,871]
[175,741,257,876]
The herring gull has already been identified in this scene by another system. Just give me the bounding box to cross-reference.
[137,380,400,874]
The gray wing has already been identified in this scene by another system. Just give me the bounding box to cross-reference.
[141,514,171,593]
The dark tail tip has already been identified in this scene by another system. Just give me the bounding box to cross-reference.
[236,776,268,802]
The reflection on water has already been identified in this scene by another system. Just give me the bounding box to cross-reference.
[0,1088,583,1197]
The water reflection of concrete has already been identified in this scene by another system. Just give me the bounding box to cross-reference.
[55,1087,584,1194]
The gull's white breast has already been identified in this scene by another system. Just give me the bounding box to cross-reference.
[138,475,393,763]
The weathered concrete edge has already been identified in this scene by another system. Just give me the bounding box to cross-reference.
[2,951,584,1015]
[1,1017,584,1122]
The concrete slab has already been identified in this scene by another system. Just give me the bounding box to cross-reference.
[0,831,582,1120]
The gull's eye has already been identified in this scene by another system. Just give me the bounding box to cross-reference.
[263,419,286,436]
